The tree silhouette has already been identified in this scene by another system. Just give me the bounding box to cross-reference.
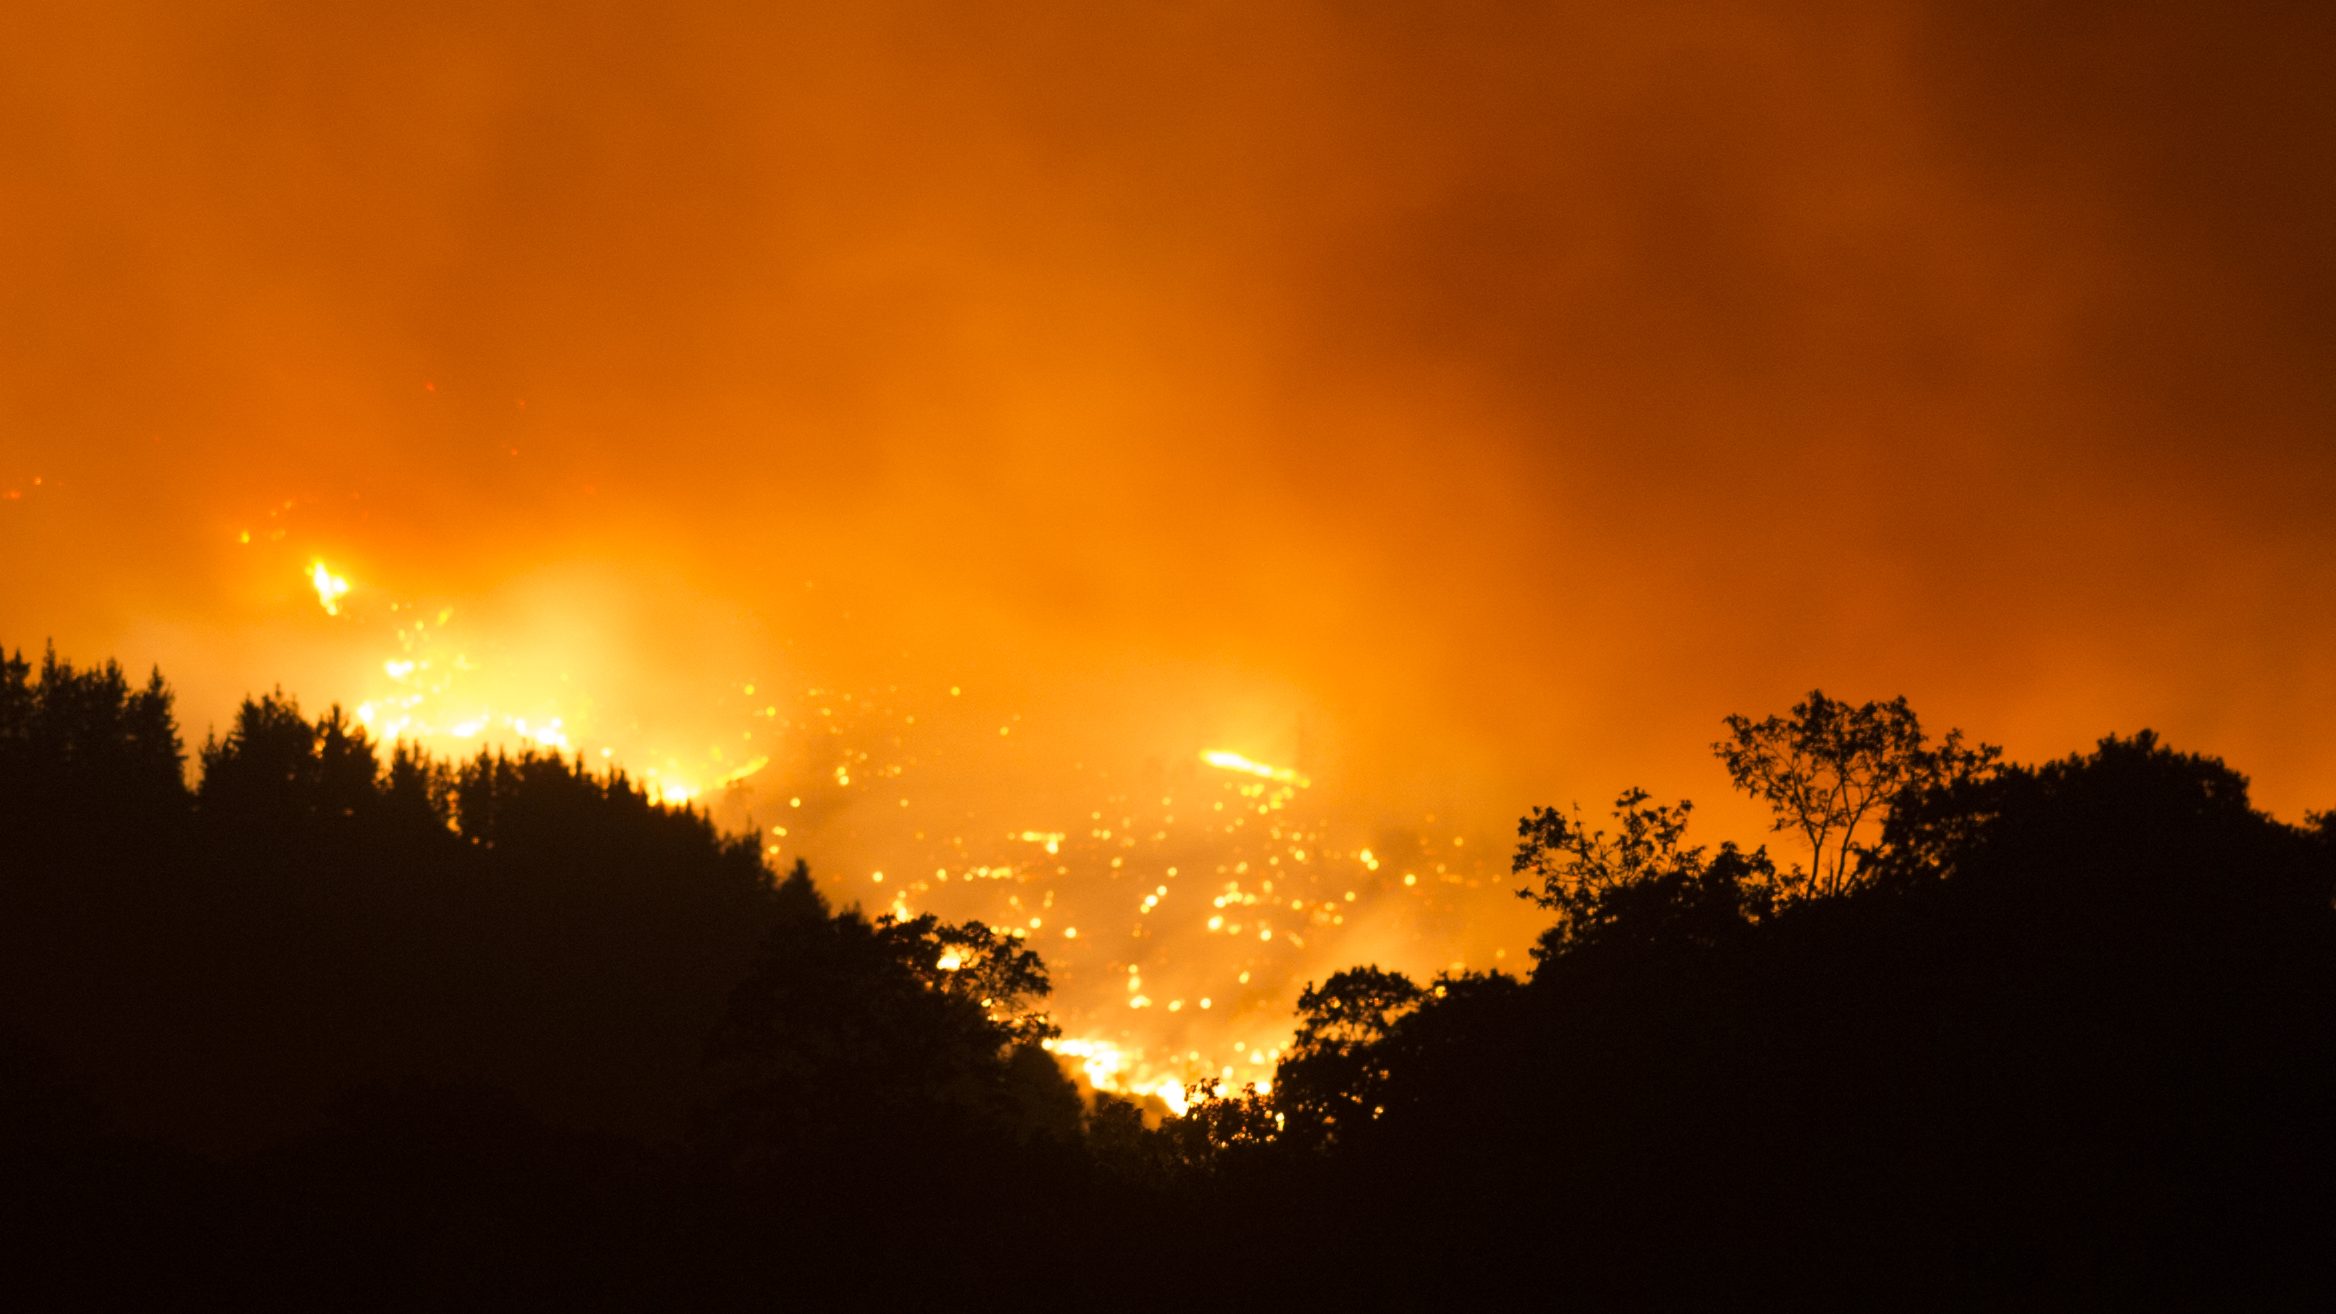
[1513,788,1698,916]
[699,904,1074,1173]
[1,646,184,850]
[1187,699,2334,1304]
[1161,1077,1278,1166]
[1715,690,1998,897]
[1512,787,1774,959]
[1273,966,1424,1148]
[6,645,2333,1303]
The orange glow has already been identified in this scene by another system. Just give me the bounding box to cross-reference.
[6,2,2335,1111]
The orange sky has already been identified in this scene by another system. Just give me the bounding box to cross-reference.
[6,2,2332,830]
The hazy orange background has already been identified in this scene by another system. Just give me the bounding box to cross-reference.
[7,0,2333,835]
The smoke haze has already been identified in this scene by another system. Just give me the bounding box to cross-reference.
[7,1,2334,1086]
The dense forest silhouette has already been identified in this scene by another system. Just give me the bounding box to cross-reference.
[3,646,2330,1306]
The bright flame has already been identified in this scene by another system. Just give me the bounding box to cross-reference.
[1045,1036,1128,1090]
[644,774,698,806]
[308,561,351,617]
[1044,1037,1205,1116]
[1201,749,1308,787]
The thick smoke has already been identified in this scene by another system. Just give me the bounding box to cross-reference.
[6,0,2334,1076]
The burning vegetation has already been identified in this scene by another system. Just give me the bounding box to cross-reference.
[268,554,1533,1110]
[4,645,2331,1303]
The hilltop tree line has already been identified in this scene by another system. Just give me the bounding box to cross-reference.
[3,648,2331,1305]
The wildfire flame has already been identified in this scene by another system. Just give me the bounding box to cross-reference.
[274,546,1524,1116]
[308,560,351,617]
[1202,749,1309,787]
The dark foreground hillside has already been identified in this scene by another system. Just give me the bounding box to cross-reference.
[3,650,2331,1307]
